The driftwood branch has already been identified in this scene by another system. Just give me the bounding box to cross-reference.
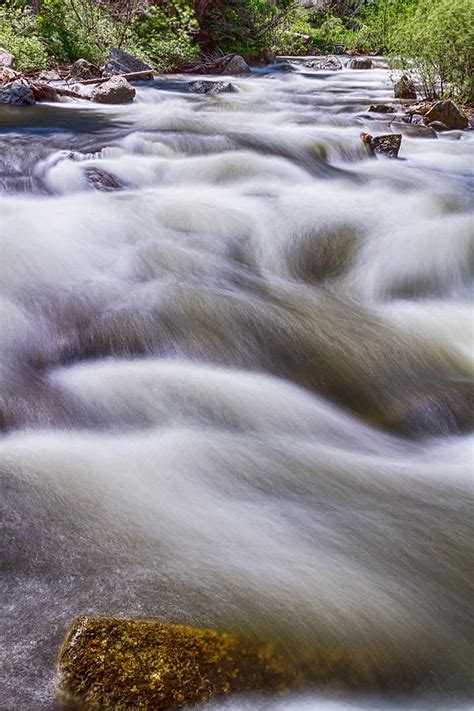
[79,70,154,85]
[31,83,89,101]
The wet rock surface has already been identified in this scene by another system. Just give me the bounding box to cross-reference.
[396,122,438,139]
[91,76,136,104]
[305,55,342,71]
[186,80,237,95]
[348,57,373,69]
[368,104,396,113]
[57,617,298,710]
[84,167,124,191]
[362,132,402,158]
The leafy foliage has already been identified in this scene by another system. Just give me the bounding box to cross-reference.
[38,0,122,64]
[132,1,199,72]
[393,0,473,103]
[197,0,305,58]
[309,0,473,103]
[0,3,47,69]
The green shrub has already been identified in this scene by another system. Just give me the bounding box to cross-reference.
[355,0,417,52]
[270,3,316,55]
[393,0,473,103]
[0,4,47,69]
[311,14,352,51]
[131,1,199,72]
[38,0,122,65]
[309,0,418,53]
[198,0,302,58]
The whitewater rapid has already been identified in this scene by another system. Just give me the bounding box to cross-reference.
[1,60,473,709]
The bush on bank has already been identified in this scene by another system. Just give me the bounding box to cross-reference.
[0,0,313,71]
[0,0,200,71]
[0,0,471,104]
[309,0,473,103]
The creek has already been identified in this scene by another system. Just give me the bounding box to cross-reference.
[0,59,473,709]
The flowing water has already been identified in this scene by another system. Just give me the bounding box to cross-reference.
[0,60,473,710]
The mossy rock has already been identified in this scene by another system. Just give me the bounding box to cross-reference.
[57,617,300,710]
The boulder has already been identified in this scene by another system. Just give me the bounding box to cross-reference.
[222,55,251,74]
[424,100,469,130]
[91,76,136,104]
[370,133,402,157]
[305,55,342,71]
[102,48,152,77]
[37,69,61,83]
[394,75,416,100]
[0,80,35,106]
[186,80,237,95]
[362,132,402,158]
[0,47,15,69]
[71,58,99,80]
[56,617,298,710]
[348,57,373,69]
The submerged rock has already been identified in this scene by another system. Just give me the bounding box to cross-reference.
[305,55,342,71]
[394,75,416,100]
[396,122,438,139]
[186,80,237,95]
[0,79,35,106]
[84,167,124,191]
[368,104,396,113]
[91,76,136,104]
[223,55,251,74]
[102,48,153,77]
[57,616,297,710]
[348,57,373,69]
[425,100,469,130]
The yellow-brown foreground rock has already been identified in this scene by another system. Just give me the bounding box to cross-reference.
[57,616,300,710]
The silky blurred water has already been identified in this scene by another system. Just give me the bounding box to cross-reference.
[0,59,473,709]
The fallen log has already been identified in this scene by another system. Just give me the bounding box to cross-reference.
[31,82,87,101]
[79,69,154,85]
